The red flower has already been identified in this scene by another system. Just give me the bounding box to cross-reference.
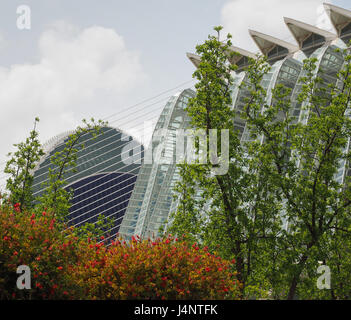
[35,282,43,289]
[57,266,63,270]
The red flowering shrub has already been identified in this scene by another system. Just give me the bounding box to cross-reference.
[71,235,241,300]
[0,205,241,300]
[0,205,86,299]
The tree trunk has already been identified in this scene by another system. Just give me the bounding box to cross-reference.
[287,252,310,300]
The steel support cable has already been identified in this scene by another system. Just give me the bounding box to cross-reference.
[10,95,169,184]
[0,79,195,169]
[31,110,160,197]
[30,97,172,191]
[30,92,183,198]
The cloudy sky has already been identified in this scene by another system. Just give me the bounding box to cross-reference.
[0,0,349,189]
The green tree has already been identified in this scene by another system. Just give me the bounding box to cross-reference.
[169,28,351,299]
[4,117,44,211]
[242,46,351,299]
[169,27,279,298]
[3,117,115,241]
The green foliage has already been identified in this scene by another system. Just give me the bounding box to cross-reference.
[73,214,115,242]
[4,117,44,211]
[3,117,114,241]
[169,27,264,297]
[167,163,209,244]
[242,45,351,299]
[169,27,351,299]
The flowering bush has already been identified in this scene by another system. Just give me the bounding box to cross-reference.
[0,204,241,300]
[0,204,85,299]
[72,235,241,300]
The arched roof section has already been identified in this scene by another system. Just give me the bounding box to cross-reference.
[249,29,298,64]
[284,17,337,56]
[324,3,351,43]
[186,52,201,68]
[226,45,256,71]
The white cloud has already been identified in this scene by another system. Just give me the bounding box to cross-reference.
[0,21,147,184]
[221,0,335,52]
[316,4,334,31]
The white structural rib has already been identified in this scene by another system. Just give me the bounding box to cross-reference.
[284,17,336,48]
[323,3,351,37]
[249,29,298,56]
[186,52,201,68]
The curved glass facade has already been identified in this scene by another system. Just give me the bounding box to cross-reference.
[119,89,195,239]
[32,126,144,239]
